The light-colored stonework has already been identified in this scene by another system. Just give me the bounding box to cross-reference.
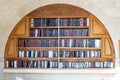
[0,0,120,80]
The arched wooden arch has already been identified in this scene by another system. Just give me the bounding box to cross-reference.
[4,4,115,68]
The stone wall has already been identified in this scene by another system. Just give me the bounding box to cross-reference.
[0,0,120,80]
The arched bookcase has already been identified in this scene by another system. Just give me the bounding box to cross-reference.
[4,4,115,70]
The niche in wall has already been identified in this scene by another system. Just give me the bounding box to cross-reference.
[4,4,115,70]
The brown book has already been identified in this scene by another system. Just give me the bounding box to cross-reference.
[30,39,40,47]
[18,39,25,47]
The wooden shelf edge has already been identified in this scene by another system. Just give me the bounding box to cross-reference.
[3,68,116,74]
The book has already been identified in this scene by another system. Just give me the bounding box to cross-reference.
[29,61,33,68]
[18,39,25,47]
[14,60,17,68]
[30,18,34,27]
[104,61,113,68]
[6,61,9,68]
[95,39,101,48]
[61,18,67,26]
[35,29,38,37]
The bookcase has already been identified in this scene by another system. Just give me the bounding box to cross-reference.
[4,4,115,69]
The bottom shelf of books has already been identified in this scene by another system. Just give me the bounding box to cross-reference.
[6,59,113,69]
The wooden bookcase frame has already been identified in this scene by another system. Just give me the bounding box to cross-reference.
[4,4,115,69]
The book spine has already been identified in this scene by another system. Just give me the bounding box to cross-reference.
[95,39,101,48]
[87,18,89,26]
[30,18,34,27]
[6,61,9,68]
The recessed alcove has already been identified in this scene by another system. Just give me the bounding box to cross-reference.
[4,4,115,73]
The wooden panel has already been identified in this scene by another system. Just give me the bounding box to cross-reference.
[14,19,26,35]
[104,38,112,56]
[6,37,16,57]
[92,19,105,35]
[27,4,90,17]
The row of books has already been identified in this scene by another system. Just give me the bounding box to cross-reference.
[60,18,89,26]
[18,39,58,47]
[30,18,89,27]
[74,50,101,58]
[60,50,101,58]
[30,29,58,37]
[60,61,113,68]
[60,29,88,36]
[60,39,101,48]
[18,50,58,58]
[6,60,113,68]
[6,60,58,68]
[30,18,58,27]
[18,50,100,58]
[18,38,101,47]
[29,29,88,37]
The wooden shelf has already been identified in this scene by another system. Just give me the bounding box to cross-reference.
[59,26,89,29]
[59,36,102,39]
[17,57,58,61]
[59,47,102,50]
[30,26,58,29]
[18,47,58,50]
[17,37,58,39]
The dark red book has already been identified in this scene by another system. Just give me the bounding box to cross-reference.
[18,39,25,47]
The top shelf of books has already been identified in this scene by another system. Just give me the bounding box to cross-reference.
[30,18,89,27]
